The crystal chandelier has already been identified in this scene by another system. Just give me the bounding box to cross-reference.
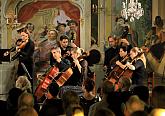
[121,0,144,22]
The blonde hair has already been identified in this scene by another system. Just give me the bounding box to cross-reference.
[16,76,32,93]
[18,92,34,109]
[126,95,146,114]
[131,47,146,68]
[71,47,82,57]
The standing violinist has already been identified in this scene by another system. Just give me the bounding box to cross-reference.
[15,28,35,86]
[116,47,146,86]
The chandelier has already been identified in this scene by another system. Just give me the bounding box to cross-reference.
[121,0,144,22]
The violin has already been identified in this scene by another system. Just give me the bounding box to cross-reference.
[3,38,29,58]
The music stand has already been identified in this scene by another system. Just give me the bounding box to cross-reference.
[0,49,10,63]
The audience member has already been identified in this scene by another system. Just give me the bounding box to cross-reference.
[66,104,84,116]
[150,108,165,116]
[62,90,80,112]
[151,86,165,109]
[15,107,38,116]
[6,87,23,116]
[130,111,148,116]
[123,95,146,116]
[88,80,114,116]
[79,78,99,116]
[18,92,34,109]
[39,82,64,116]
[131,85,149,105]
[94,108,115,116]
[16,76,32,93]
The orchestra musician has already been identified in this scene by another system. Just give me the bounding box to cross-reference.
[104,35,132,75]
[107,45,130,76]
[104,36,119,74]
[64,47,83,86]
[58,34,76,61]
[115,47,146,86]
[9,28,35,86]
[50,46,71,72]
[16,29,34,81]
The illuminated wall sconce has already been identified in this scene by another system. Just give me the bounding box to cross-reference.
[6,10,21,29]
[92,3,104,14]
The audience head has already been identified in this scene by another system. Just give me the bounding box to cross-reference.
[131,85,149,104]
[82,78,95,93]
[16,76,32,93]
[151,86,165,108]
[48,82,60,97]
[7,87,23,108]
[150,108,165,116]
[66,104,84,116]
[130,111,148,116]
[118,77,132,91]
[16,107,38,116]
[101,80,114,95]
[18,92,34,109]
[124,95,146,116]
[94,107,115,116]
[62,90,80,110]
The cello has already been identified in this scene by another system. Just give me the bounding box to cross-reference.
[34,66,73,100]
[107,51,144,85]
[106,54,132,85]
[34,66,59,100]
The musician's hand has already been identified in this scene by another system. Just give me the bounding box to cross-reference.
[116,61,122,66]
[121,39,130,45]
[126,62,135,70]
[4,51,9,56]
[16,47,21,52]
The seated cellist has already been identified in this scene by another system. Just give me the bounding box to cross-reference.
[115,47,146,86]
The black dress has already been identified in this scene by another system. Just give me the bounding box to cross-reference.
[131,59,146,85]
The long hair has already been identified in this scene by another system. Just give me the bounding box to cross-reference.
[131,47,146,68]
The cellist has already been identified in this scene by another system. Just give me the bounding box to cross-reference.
[50,46,71,71]
[116,47,146,86]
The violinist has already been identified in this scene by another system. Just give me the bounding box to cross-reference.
[116,47,146,86]
[15,28,35,85]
